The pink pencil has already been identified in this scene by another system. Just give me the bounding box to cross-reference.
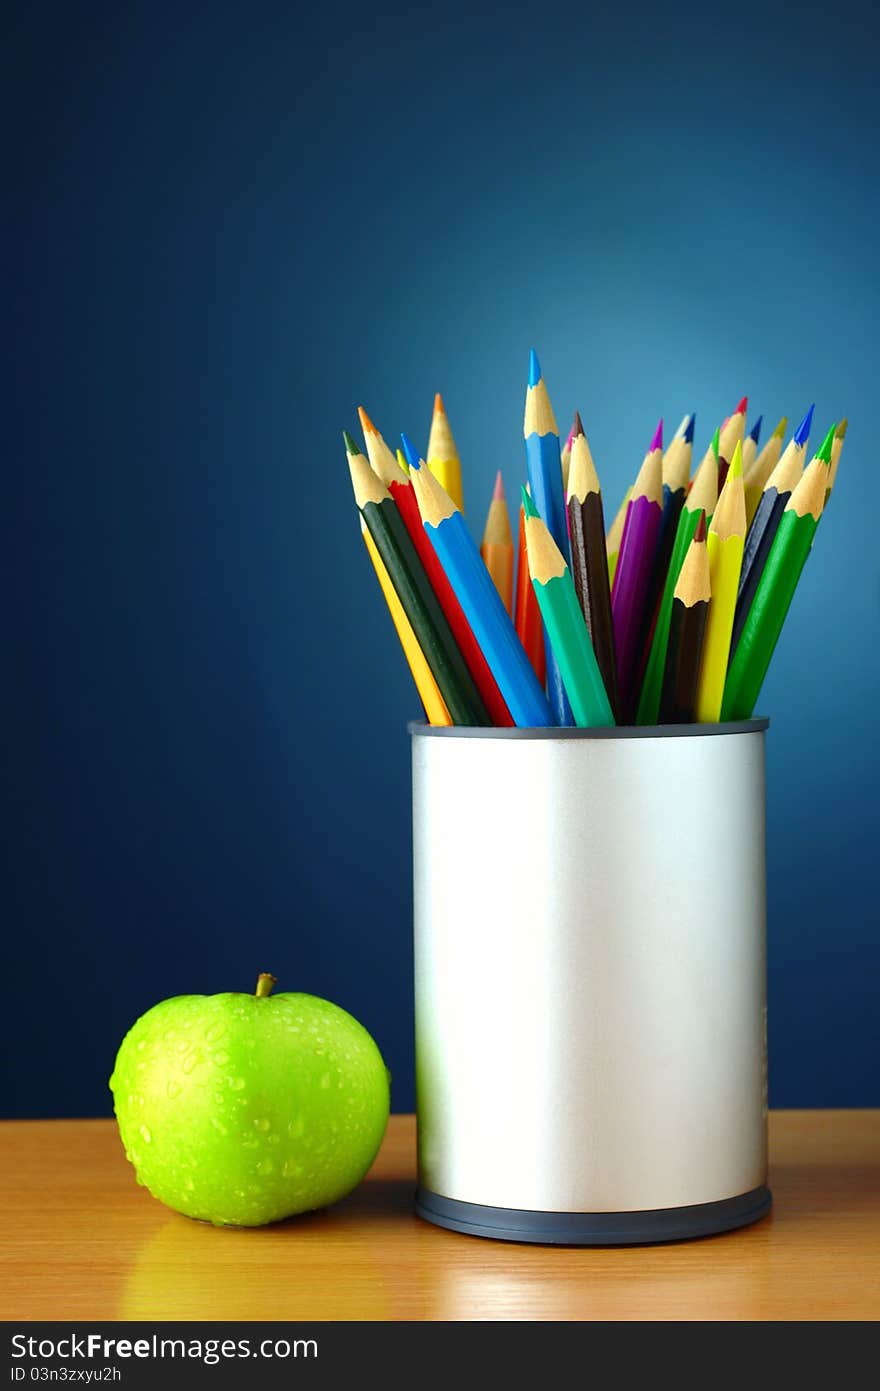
[611,419,664,718]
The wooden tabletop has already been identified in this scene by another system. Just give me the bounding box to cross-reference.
[1,1111,877,1321]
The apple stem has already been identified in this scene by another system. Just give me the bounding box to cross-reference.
[255,973,277,998]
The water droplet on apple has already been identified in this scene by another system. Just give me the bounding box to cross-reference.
[139,1125,152,1144]
[287,1116,305,1138]
[184,1178,195,1191]
[256,1158,274,1175]
[211,1117,228,1135]
[230,1076,245,1091]
[166,1080,181,1099]
[136,1040,146,1052]
[163,1030,176,1041]
[320,1073,330,1089]
[205,1022,226,1042]
[182,1053,199,1074]
[253,1117,271,1131]
[212,1051,229,1066]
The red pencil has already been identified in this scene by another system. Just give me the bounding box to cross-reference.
[359,407,513,726]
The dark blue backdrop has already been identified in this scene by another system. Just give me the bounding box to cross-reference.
[6,0,879,1116]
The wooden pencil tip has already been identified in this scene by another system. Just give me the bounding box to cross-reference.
[573,409,585,438]
[694,509,707,543]
[357,404,378,437]
[400,431,421,470]
[683,412,696,444]
[649,418,663,453]
[728,439,743,478]
[835,418,848,439]
[773,416,788,439]
[521,485,538,519]
[747,414,763,445]
[816,423,836,464]
[528,348,541,387]
[342,428,360,456]
[433,392,446,416]
[734,395,748,417]
[794,404,815,447]
[711,426,720,459]
[492,469,505,501]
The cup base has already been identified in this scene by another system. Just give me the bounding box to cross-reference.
[415,1185,772,1246]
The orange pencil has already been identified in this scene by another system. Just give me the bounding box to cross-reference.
[480,471,514,614]
[514,486,546,684]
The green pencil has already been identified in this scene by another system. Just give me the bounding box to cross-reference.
[635,446,718,725]
[722,439,832,720]
[522,489,614,727]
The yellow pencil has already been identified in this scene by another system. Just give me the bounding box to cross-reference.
[480,470,514,613]
[359,518,452,726]
[744,416,788,526]
[426,392,464,513]
[606,486,632,586]
[695,440,746,722]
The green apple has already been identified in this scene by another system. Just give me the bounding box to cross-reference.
[109,974,390,1226]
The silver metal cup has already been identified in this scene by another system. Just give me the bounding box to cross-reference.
[412,721,771,1244]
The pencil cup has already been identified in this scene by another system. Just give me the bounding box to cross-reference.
[412,721,771,1245]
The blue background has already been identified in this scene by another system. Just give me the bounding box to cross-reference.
[6,0,878,1117]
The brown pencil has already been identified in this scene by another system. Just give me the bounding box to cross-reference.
[566,413,619,718]
[659,511,710,724]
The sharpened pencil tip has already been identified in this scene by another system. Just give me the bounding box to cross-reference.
[357,405,376,437]
[492,469,505,501]
[433,392,445,416]
[794,405,814,448]
[773,416,788,439]
[816,423,836,464]
[396,447,408,473]
[747,414,763,445]
[528,348,541,387]
[342,429,361,455]
[711,427,720,460]
[835,417,848,439]
[734,396,748,417]
[573,410,585,438]
[683,413,696,444]
[521,485,538,519]
[400,432,422,470]
[694,509,707,543]
[728,439,744,478]
[649,418,663,453]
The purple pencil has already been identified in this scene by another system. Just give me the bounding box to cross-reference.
[611,419,664,719]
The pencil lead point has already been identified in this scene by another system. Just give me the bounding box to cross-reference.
[747,414,763,445]
[357,405,376,437]
[683,412,696,444]
[400,432,422,470]
[492,469,505,501]
[528,348,541,388]
[396,447,409,473]
[521,484,539,519]
[734,395,748,417]
[433,392,445,416]
[816,423,836,465]
[649,418,663,453]
[794,405,814,448]
[342,429,361,456]
[573,410,585,438]
[835,417,848,439]
[773,416,788,439]
[694,509,707,543]
[711,427,720,460]
[728,439,744,479]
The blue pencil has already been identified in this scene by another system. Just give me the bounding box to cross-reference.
[523,349,573,726]
[406,446,554,728]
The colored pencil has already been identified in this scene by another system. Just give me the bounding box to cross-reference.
[359,517,451,726]
[636,445,718,725]
[344,432,490,727]
[426,392,464,513]
[695,441,746,722]
[660,512,710,723]
[362,412,513,726]
[523,349,573,725]
[560,415,577,495]
[717,396,747,492]
[408,456,554,728]
[480,470,515,613]
[741,414,763,474]
[606,486,632,587]
[722,435,832,720]
[729,405,814,662]
[630,412,696,700]
[671,412,693,442]
[522,490,614,727]
[744,416,788,526]
[826,418,847,502]
[514,488,546,685]
[611,419,664,718]
[566,415,619,717]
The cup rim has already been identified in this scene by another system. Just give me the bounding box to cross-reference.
[409,717,769,740]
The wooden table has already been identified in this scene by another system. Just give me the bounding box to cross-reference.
[1,1112,877,1321]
